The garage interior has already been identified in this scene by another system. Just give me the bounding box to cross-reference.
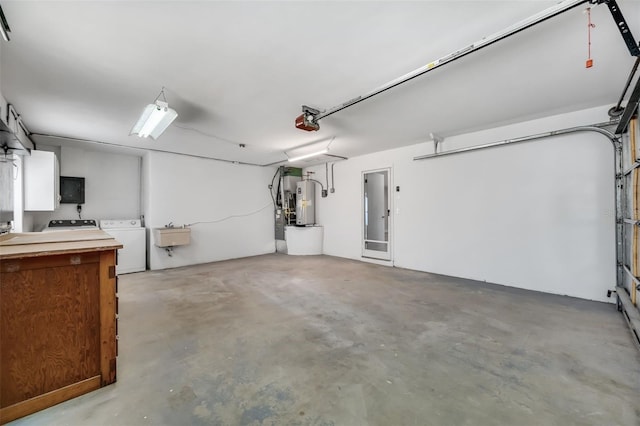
[1,0,640,425]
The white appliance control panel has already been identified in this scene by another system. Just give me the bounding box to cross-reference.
[100,219,142,229]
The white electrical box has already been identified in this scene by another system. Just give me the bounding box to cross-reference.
[24,150,60,211]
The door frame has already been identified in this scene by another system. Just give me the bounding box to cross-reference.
[362,167,393,261]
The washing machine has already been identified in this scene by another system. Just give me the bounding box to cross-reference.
[42,219,98,231]
[100,219,146,274]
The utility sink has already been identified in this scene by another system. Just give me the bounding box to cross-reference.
[153,227,191,248]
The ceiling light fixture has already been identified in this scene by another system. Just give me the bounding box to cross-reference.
[0,5,12,42]
[287,148,328,162]
[130,87,178,140]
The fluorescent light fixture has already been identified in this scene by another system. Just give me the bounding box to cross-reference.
[130,100,178,140]
[287,148,328,162]
[0,5,11,42]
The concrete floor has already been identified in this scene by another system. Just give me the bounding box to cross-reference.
[10,254,640,426]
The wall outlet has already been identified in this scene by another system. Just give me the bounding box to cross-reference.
[321,189,328,198]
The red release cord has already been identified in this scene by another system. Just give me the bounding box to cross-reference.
[586,7,595,68]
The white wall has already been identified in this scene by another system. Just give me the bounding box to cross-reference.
[25,145,141,231]
[310,105,616,302]
[144,151,276,270]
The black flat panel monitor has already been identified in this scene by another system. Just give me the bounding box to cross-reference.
[60,176,85,204]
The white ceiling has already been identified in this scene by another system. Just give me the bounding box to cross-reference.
[1,1,639,166]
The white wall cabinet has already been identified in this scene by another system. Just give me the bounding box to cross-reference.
[24,150,60,211]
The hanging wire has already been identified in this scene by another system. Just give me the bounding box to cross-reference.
[269,167,280,208]
[150,86,253,148]
[153,86,168,103]
[173,123,252,148]
[186,202,273,227]
[586,7,595,68]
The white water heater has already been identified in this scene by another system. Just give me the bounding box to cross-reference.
[296,180,315,226]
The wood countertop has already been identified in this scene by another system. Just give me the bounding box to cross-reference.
[0,230,123,259]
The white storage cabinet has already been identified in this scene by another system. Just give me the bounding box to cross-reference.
[24,150,60,211]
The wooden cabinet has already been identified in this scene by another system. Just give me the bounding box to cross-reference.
[24,150,60,211]
[0,230,122,424]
